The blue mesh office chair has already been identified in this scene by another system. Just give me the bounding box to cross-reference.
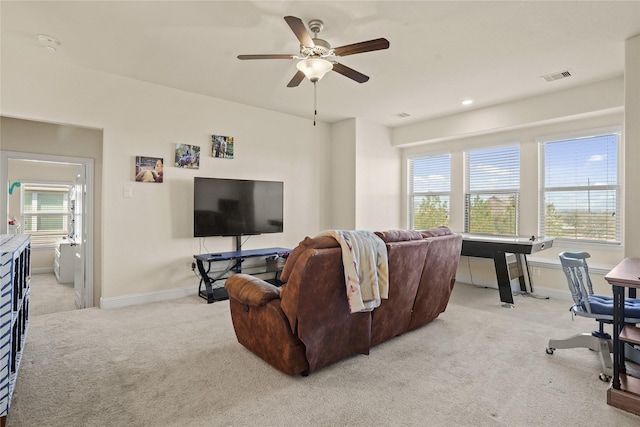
[546,251,640,381]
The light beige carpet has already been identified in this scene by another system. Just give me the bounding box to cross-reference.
[29,273,77,316]
[7,282,640,426]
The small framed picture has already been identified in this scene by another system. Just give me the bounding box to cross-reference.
[135,156,163,183]
[174,143,200,169]
[212,135,234,159]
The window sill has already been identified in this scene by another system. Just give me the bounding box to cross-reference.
[552,239,623,253]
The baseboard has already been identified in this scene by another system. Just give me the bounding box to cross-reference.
[100,286,195,309]
[526,286,573,301]
[455,278,573,302]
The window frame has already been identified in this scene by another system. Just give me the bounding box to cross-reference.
[407,153,452,230]
[463,143,521,236]
[20,181,73,247]
[538,127,622,246]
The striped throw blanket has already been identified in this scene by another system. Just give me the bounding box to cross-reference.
[320,230,389,313]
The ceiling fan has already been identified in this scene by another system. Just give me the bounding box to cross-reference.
[237,16,390,87]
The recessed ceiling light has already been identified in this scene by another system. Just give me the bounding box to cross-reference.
[462,99,473,106]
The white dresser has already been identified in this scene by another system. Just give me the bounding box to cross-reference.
[54,238,75,284]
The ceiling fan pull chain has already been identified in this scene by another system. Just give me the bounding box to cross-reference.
[313,81,317,126]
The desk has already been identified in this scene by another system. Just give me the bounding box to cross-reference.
[460,233,554,306]
[194,247,291,303]
[604,257,640,415]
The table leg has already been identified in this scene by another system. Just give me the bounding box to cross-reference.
[515,254,528,292]
[196,259,215,303]
[516,254,549,300]
[612,284,624,389]
[493,251,514,306]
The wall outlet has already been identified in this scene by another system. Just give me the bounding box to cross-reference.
[531,267,540,277]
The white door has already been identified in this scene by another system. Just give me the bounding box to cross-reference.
[73,164,86,308]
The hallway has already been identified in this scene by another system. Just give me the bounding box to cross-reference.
[29,273,77,316]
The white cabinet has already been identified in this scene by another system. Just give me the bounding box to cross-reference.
[0,234,30,424]
[54,238,75,284]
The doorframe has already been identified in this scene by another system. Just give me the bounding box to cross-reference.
[1,150,95,308]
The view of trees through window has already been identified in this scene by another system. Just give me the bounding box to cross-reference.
[408,131,620,244]
[409,154,450,229]
[466,193,519,235]
[412,195,450,229]
[465,145,520,235]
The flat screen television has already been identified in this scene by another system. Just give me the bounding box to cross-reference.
[194,177,284,237]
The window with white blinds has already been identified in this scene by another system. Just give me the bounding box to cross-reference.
[21,183,72,246]
[464,145,520,235]
[540,131,620,244]
[408,154,451,229]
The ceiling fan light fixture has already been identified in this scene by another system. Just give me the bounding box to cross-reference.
[296,58,333,83]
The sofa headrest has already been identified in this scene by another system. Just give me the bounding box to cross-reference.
[280,235,339,283]
[374,230,424,243]
[419,226,454,238]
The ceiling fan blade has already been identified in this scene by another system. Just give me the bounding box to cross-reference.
[287,70,306,88]
[237,54,295,60]
[332,62,369,83]
[333,38,390,57]
[284,16,315,47]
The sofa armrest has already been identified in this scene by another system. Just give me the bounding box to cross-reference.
[225,274,280,307]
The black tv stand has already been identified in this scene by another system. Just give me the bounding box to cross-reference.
[194,247,290,303]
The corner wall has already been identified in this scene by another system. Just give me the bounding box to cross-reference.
[328,118,401,232]
[624,34,640,257]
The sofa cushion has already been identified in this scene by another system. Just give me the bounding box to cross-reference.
[374,229,424,243]
[371,238,429,346]
[419,226,453,238]
[408,231,462,331]
[279,246,371,373]
[225,274,280,307]
[280,235,339,283]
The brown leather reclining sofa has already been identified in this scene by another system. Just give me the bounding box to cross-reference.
[224,226,462,376]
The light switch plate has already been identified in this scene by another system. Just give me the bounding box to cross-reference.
[123,187,133,198]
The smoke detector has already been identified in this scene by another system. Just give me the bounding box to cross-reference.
[37,34,61,52]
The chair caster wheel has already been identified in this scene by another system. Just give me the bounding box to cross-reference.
[546,348,554,355]
[599,373,611,382]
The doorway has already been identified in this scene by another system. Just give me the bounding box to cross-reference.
[1,151,95,309]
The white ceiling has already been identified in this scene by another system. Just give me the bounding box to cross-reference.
[2,1,639,127]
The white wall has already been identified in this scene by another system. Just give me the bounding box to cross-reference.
[392,77,624,147]
[354,119,400,230]
[328,119,357,229]
[625,34,640,257]
[327,118,402,232]
[1,50,335,305]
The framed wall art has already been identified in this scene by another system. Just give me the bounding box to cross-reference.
[212,135,234,159]
[135,156,163,183]
[174,143,200,169]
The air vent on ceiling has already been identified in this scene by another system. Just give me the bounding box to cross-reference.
[392,112,411,118]
[542,70,573,82]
